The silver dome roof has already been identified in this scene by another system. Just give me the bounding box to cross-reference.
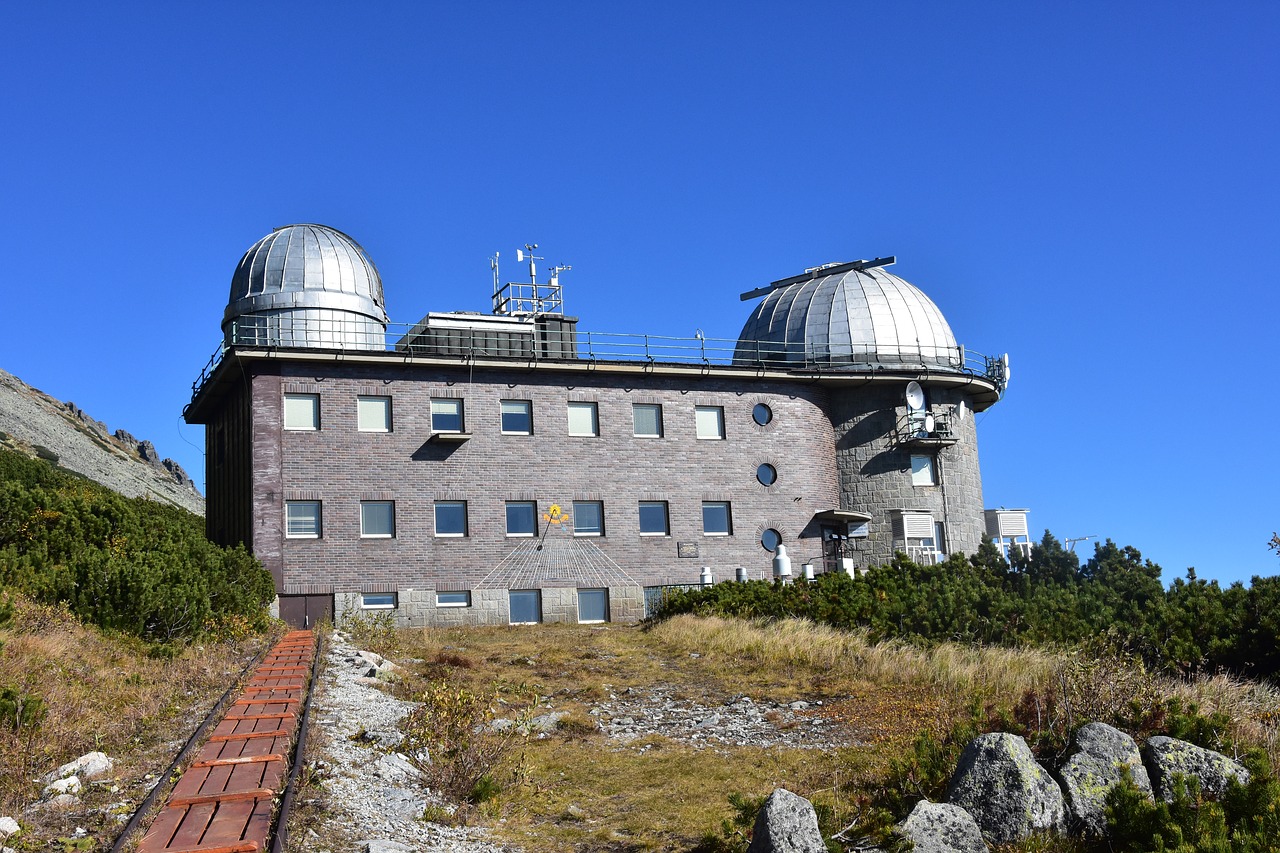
[223,224,388,350]
[223,224,387,327]
[734,266,961,371]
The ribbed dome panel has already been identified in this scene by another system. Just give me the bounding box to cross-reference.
[734,266,961,370]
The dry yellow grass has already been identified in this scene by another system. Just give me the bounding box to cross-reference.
[0,593,276,844]
[373,615,1280,852]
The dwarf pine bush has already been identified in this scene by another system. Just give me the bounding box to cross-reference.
[0,447,275,641]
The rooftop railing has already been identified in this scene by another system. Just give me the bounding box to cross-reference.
[188,317,1005,407]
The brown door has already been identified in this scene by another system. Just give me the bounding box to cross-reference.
[278,594,333,628]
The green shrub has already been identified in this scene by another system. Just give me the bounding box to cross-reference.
[400,680,534,801]
[0,447,275,642]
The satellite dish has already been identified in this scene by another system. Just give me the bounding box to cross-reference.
[956,400,969,422]
[905,381,925,412]
[924,413,935,433]
[1001,353,1011,384]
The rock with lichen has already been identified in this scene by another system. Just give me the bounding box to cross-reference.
[1057,723,1152,837]
[947,732,1065,844]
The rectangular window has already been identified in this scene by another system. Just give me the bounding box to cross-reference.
[702,501,732,536]
[577,588,609,623]
[638,501,670,536]
[506,501,538,537]
[434,501,468,537]
[361,592,396,609]
[567,401,599,436]
[695,405,725,440]
[509,589,542,624]
[632,403,663,438]
[436,591,471,608]
[284,394,319,431]
[360,500,395,538]
[910,455,936,486]
[431,398,465,433]
[285,500,321,538]
[572,501,604,536]
[501,400,533,434]
[357,396,392,432]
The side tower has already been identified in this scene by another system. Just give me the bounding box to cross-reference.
[735,259,1006,567]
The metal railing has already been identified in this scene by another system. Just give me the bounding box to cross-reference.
[188,317,1004,406]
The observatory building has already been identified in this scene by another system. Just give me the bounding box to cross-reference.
[185,224,1022,628]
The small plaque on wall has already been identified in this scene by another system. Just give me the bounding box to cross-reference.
[677,542,700,558]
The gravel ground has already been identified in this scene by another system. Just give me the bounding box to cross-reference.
[294,632,517,853]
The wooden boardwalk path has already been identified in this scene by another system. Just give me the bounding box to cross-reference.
[135,630,316,853]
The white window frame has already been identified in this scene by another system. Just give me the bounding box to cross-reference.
[567,401,599,437]
[361,592,396,610]
[506,501,538,537]
[632,403,663,438]
[433,500,468,537]
[577,588,609,624]
[357,395,392,432]
[431,397,465,433]
[910,455,936,486]
[285,500,321,538]
[638,501,670,536]
[702,501,732,536]
[509,589,542,625]
[436,591,471,608]
[360,500,395,539]
[695,405,725,440]
[284,394,319,431]
[572,500,604,537]
[500,399,533,435]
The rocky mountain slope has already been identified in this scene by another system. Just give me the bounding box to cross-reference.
[0,367,204,515]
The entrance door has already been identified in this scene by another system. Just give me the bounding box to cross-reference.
[278,594,334,628]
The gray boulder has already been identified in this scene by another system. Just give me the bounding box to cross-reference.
[898,800,987,852]
[947,732,1065,843]
[1143,736,1249,802]
[747,788,826,853]
[1057,723,1152,836]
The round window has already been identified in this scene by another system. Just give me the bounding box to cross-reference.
[753,403,773,426]
[761,529,782,552]
[757,463,777,486]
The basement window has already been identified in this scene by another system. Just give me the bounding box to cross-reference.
[361,592,396,609]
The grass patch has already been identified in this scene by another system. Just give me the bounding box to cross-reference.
[344,615,1280,852]
[0,591,276,841]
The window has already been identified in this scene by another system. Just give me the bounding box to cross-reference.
[632,403,663,438]
[506,501,538,537]
[361,592,396,609]
[284,394,319,430]
[436,591,471,608]
[431,398,464,433]
[578,588,609,623]
[638,501,669,536]
[752,403,773,426]
[761,528,782,552]
[757,463,777,486]
[501,400,533,434]
[509,590,542,624]
[357,396,392,432]
[285,501,321,538]
[434,501,468,537]
[911,455,936,486]
[572,501,604,536]
[567,401,598,436]
[695,406,725,440]
[702,501,732,535]
[360,501,395,538]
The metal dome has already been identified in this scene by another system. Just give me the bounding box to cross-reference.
[734,265,962,371]
[223,224,388,350]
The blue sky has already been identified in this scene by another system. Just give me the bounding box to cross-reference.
[2,2,1276,586]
